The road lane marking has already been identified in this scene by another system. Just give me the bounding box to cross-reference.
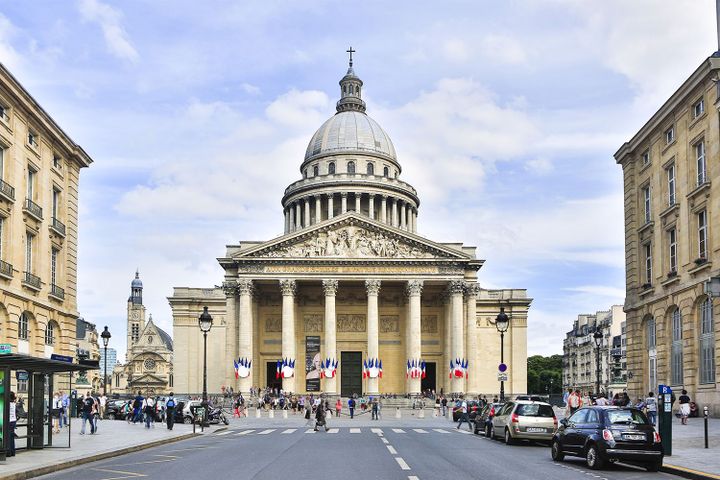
[350,428,361,433]
[257,429,275,435]
[412,429,428,433]
[216,430,233,436]
[90,468,147,479]
[327,428,339,433]
[395,457,411,470]
[456,429,472,434]
[387,445,397,454]
[281,429,297,434]
[408,477,420,480]
[305,428,316,433]
[432,429,450,433]
[392,428,406,433]
[371,428,383,435]
[381,437,389,444]
[235,429,255,436]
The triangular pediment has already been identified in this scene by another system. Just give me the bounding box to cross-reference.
[130,373,166,385]
[236,213,473,261]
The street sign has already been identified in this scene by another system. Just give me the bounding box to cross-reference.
[498,363,507,373]
[0,344,11,355]
[15,371,28,381]
[497,372,508,382]
[50,354,73,363]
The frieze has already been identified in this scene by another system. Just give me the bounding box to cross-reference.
[421,315,438,333]
[263,265,440,274]
[265,316,282,332]
[337,314,366,332]
[380,315,399,333]
[304,314,323,333]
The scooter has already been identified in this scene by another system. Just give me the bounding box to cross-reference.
[208,407,229,425]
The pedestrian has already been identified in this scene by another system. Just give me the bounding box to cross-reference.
[80,392,96,435]
[371,397,379,420]
[348,396,356,419]
[562,388,571,407]
[99,393,107,419]
[165,392,176,430]
[6,391,16,456]
[678,389,691,425]
[52,392,61,433]
[143,396,156,429]
[567,389,581,415]
[314,402,329,432]
[59,390,68,428]
[645,392,657,425]
[456,396,472,431]
[335,398,342,417]
[304,401,313,426]
[441,396,448,417]
[132,391,144,423]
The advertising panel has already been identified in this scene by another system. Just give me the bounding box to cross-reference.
[305,336,321,392]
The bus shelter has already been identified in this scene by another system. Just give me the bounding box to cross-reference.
[0,353,97,461]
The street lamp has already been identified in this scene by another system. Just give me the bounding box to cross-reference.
[198,306,213,425]
[593,328,603,397]
[495,307,510,402]
[101,326,111,398]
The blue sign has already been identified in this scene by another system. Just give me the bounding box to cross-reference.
[498,363,507,373]
[15,371,28,381]
[658,384,672,395]
[50,354,73,363]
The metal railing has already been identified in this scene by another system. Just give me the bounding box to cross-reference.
[51,217,66,236]
[50,283,65,299]
[22,271,41,289]
[0,260,12,278]
[24,198,43,220]
[0,179,14,201]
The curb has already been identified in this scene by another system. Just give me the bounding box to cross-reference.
[0,431,199,480]
[661,464,720,480]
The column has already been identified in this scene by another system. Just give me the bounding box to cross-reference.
[380,196,387,224]
[289,204,296,232]
[406,280,423,395]
[443,293,452,394]
[238,279,254,393]
[327,194,334,219]
[404,204,410,231]
[449,280,465,393]
[223,281,238,388]
[304,198,311,228]
[341,193,348,214]
[315,196,322,224]
[392,198,398,227]
[400,201,406,230]
[465,282,480,395]
[284,209,288,234]
[369,194,375,220]
[295,202,301,231]
[412,210,417,233]
[279,279,297,393]
[323,279,339,395]
[366,279,381,395]
[355,193,361,212]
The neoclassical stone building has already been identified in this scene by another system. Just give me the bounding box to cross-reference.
[170,58,531,397]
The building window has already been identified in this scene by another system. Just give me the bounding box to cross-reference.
[313,165,319,176]
[665,125,675,145]
[667,164,675,206]
[169,374,174,388]
[52,189,60,219]
[367,162,374,175]
[25,232,33,273]
[0,146,4,179]
[27,168,35,200]
[328,162,335,174]
[347,161,355,174]
[27,130,38,148]
[671,308,683,385]
[0,104,8,122]
[131,323,139,343]
[0,217,4,260]
[383,166,389,177]
[115,374,120,387]
[45,322,55,346]
[696,140,706,185]
[669,228,677,273]
[693,98,705,119]
[52,154,62,169]
[642,186,651,224]
[646,316,657,392]
[641,149,650,166]
[19,312,29,340]
[646,317,656,349]
[17,379,27,393]
[698,210,708,260]
[303,169,307,179]
[700,298,715,384]
[51,248,58,286]
[644,243,652,285]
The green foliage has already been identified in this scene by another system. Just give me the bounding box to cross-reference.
[527,354,563,394]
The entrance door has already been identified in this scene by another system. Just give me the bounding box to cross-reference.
[265,362,282,392]
[421,362,436,393]
[340,352,362,398]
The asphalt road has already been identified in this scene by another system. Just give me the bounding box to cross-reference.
[37,425,678,480]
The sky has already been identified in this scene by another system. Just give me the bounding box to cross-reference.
[0,0,717,361]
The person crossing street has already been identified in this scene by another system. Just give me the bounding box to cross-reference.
[456,396,472,431]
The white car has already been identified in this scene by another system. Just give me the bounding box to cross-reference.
[182,400,202,423]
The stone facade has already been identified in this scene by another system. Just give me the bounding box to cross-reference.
[0,64,93,372]
[74,318,101,396]
[170,59,531,397]
[615,54,720,414]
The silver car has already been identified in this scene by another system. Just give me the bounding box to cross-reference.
[490,400,558,445]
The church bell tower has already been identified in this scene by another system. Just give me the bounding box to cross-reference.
[127,270,146,358]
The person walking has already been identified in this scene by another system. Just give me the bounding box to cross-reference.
[132,391,144,424]
[335,398,342,418]
[314,402,329,432]
[80,392,97,435]
[678,389,691,425]
[165,393,176,430]
[7,391,17,456]
[143,396,156,429]
[567,389,581,415]
[441,396,448,417]
[456,396,472,431]
[348,396,356,419]
[304,401,313,427]
[645,392,657,425]
[371,397,379,420]
[52,392,61,433]
[99,393,107,420]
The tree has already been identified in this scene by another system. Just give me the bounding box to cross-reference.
[527,354,563,394]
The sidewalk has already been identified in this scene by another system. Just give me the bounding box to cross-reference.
[0,419,206,480]
[661,416,720,479]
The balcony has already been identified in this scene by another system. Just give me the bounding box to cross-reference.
[23,198,43,221]
[50,217,66,237]
[0,260,12,279]
[49,283,65,301]
[22,271,41,291]
[0,179,14,203]
[610,347,622,357]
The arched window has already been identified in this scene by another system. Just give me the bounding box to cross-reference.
[645,316,657,392]
[303,169,308,179]
[671,308,683,385]
[328,162,335,174]
[367,163,374,175]
[347,161,355,174]
[313,165,319,176]
[343,86,346,94]
[383,166,389,177]
[700,298,716,384]
[45,322,55,346]
[355,85,360,94]
[19,312,29,340]
[169,374,174,388]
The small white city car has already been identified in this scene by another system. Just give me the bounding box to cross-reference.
[489,400,558,445]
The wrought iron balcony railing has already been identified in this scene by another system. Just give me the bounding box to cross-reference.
[51,217,66,237]
[50,283,65,300]
[23,198,43,220]
[22,271,41,290]
[0,260,12,278]
[0,179,15,202]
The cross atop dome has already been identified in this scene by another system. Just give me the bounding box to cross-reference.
[346,46,355,68]
[337,48,366,113]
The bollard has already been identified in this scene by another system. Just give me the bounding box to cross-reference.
[283,409,288,419]
[419,409,425,419]
[269,409,274,418]
[395,407,401,419]
[255,408,261,418]
[705,406,710,449]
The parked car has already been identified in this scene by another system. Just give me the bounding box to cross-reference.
[490,400,557,444]
[451,400,480,422]
[515,395,545,402]
[106,400,130,420]
[473,402,504,436]
[182,400,202,424]
[551,406,663,471]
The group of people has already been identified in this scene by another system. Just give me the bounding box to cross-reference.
[123,391,179,430]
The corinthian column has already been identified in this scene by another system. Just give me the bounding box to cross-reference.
[327,194,334,219]
[279,279,297,393]
[315,195,321,224]
[448,280,465,393]
[223,281,238,388]
[238,279,254,393]
[323,279,339,395]
[443,292,452,394]
[304,198,311,228]
[341,193,348,214]
[465,282,480,395]
[406,280,423,395]
[355,193,361,212]
[380,196,387,224]
[369,194,375,220]
[295,203,301,231]
[366,279,381,395]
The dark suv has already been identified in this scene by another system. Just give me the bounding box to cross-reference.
[473,402,504,436]
[551,406,663,471]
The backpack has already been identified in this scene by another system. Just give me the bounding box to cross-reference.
[166,398,176,408]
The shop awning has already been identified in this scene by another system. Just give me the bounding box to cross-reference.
[0,353,97,374]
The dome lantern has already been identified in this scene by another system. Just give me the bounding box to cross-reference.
[336,46,366,113]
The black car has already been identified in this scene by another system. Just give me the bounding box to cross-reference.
[105,400,130,420]
[473,402,504,436]
[551,406,663,471]
[452,400,480,422]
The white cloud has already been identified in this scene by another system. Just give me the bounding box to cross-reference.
[565,285,626,299]
[483,34,527,65]
[524,157,553,175]
[241,82,261,95]
[78,0,138,62]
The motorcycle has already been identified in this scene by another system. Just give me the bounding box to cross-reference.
[208,407,229,425]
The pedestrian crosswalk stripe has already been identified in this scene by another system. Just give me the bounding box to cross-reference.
[413,429,428,433]
[395,457,411,470]
[281,429,296,434]
[305,428,316,434]
[235,430,255,436]
[457,429,472,434]
[327,428,339,433]
[371,428,383,434]
[216,430,233,436]
[257,429,275,435]
[381,437,389,444]
[350,428,361,434]
[392,428,406,433]
[433,428,450,433]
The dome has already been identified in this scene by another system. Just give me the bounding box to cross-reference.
[304,110,397,162]
[131,270,142,288]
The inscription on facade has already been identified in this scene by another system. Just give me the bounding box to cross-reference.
[380,315,399,333]
[263,265,440,274]
[337,314,366,332]
[304,314,323,332]
[421,315,438,333]
[265,316,281,332]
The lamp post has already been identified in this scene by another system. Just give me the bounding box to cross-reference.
[593,328,603,397]
[101,326,111,398]
[495,307,510,402]
[198,306,213,426]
